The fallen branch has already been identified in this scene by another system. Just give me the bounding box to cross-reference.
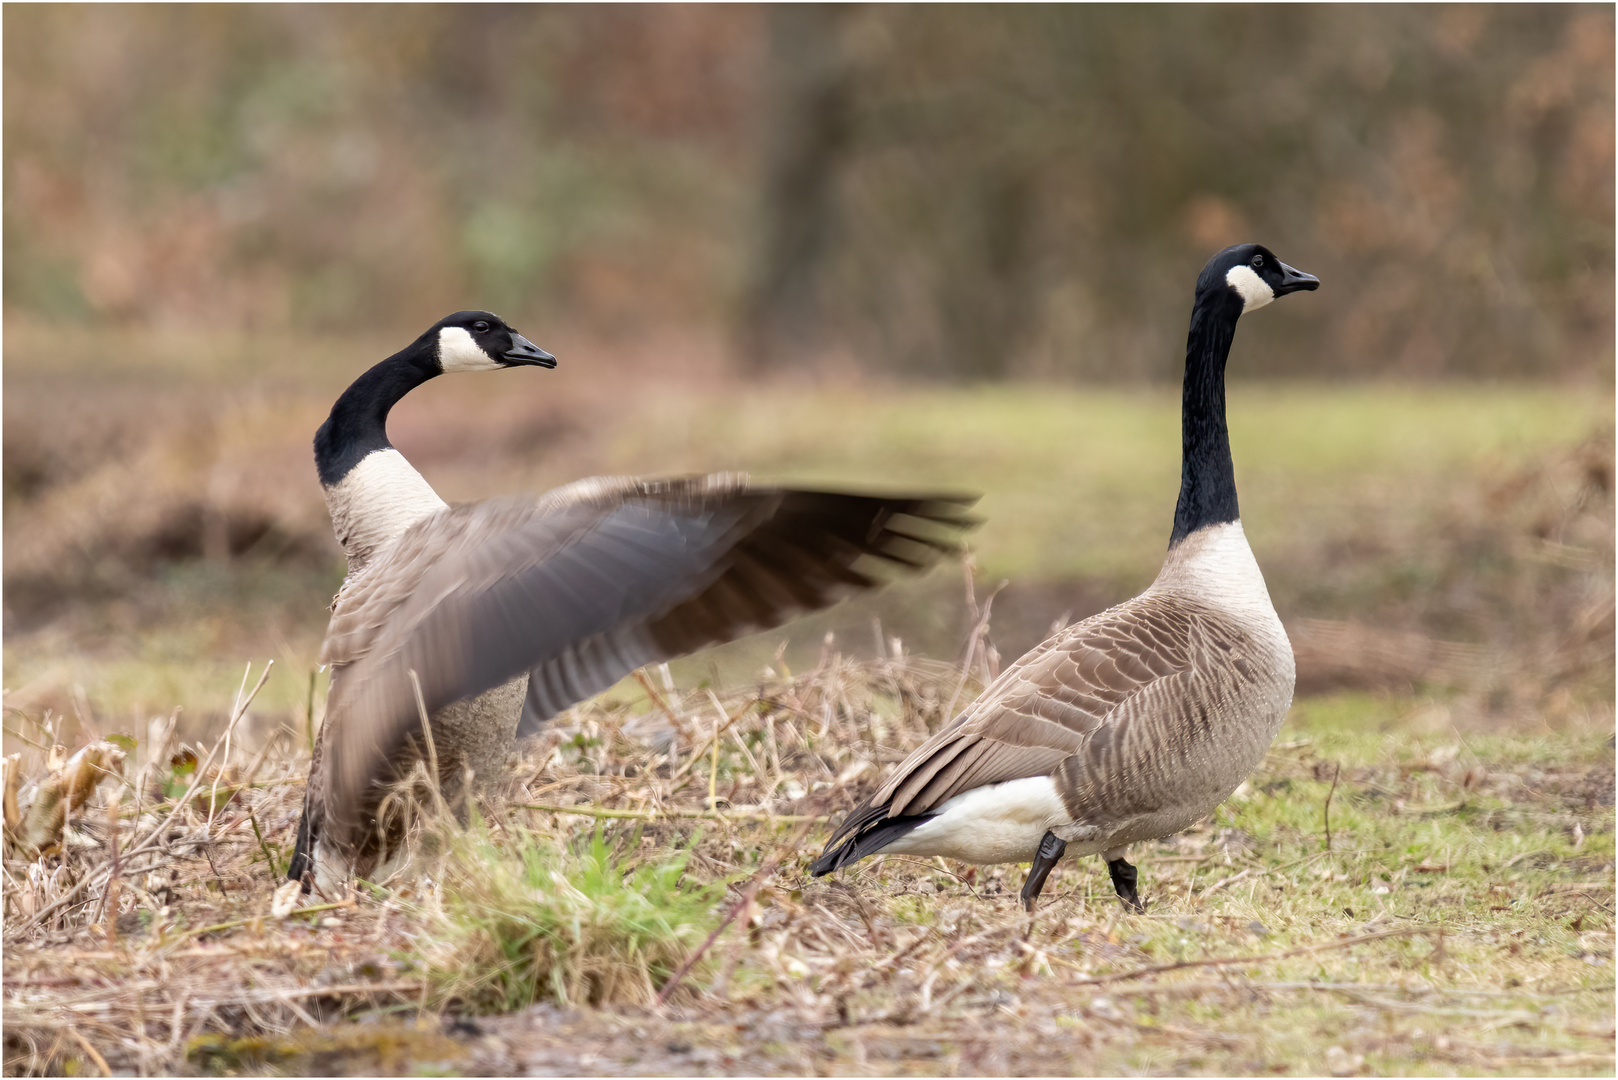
[1539,882,1614,893]
[1196,866,1263,900]
[212,980,425,1005]
[1090,980,1616,1000]
[187,899,355,939]
[1470,1052,1615,1070]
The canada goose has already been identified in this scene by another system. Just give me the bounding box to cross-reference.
[811,244,1318,913]
[290,311,975,892]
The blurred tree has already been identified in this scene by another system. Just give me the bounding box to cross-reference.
[816,4,1613,382]
[4,5,1610,381]
[740,4,853,372]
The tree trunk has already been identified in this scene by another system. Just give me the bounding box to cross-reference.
[739,5,852,373]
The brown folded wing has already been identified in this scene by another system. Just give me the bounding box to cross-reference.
[827,596,1204,847]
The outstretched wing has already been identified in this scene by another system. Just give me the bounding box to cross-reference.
[317,476,976,853]
[519,477,977,729]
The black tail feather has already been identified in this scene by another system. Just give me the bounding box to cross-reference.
[809,813,933,876]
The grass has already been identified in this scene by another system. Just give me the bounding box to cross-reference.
[2,656,1611,1076]
[414,824,729,1012]
[4,360,1610,734]
[595,381,1610,585]
[3,329,1611,1072]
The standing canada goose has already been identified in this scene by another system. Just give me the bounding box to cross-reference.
[811,244,1318,913]
[290,311,975,892]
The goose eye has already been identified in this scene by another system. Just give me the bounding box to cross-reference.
[1250,255,1263,270]
[473,321,491,334]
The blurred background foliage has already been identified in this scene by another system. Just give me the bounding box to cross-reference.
[3,5,1612,742]
[5,4,1612,380]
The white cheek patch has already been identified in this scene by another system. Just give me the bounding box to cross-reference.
[1225,265,1275,313]
[437,326,501,372]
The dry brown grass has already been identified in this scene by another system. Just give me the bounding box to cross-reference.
[3,334,1611,1074]
[3,647,1612,1077]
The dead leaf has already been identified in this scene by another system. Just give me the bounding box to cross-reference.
[271,879,303,918]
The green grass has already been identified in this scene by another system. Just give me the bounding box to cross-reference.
[709,689,1613,1076]
[6,374,1606,737]
[595,381,1610,583]
[412,824,730,1012]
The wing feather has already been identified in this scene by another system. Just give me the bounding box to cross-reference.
[315,479,978,854]
[821,595,1203,854]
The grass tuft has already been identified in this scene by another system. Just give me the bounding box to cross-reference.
[417,824,729,1011]
[1,654,1610,1075]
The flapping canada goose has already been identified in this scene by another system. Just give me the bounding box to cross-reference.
[290,311,975,892]
[811,244,1319,913]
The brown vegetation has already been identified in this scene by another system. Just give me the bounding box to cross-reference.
[3,9,1612,1072]
[3,653,1611,1076]
[5,6,1612,380]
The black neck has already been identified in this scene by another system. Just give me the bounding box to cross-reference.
[1169,289,1243,546]
[314,347,438,487]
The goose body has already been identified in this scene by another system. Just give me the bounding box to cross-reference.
[812,245,1318,911]
[291,312,975,892]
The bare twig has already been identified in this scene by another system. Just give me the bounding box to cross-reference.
[633,668,689,746]
[521,802,825,824]
[3,725,51,752]
[656,818,818,1007]
[1100,980,1617,1000]
[408,668,448,817]
[1068,926,1442,986]
[67,1027,111,1077]
[247,808,280,877]
[944,561,1006,722]
[1322,760,1341,851]
[207,660,271,835]
[212,980,424,1004]
[663,694,753,795]
[1539,882,1615,893]
[1197,866,1263,900]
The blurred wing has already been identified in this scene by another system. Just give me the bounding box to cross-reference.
[521,480,979,729]
[320,477,977,851]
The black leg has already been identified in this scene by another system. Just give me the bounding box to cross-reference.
[1020,831,1068,913]
[1107,856,1143,912]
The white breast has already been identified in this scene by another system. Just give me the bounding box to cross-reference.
[323,448,448,573]
[1152,521,1285,638]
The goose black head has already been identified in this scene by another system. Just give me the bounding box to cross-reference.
[428,310,557,373]
[1198,244,1319,315]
